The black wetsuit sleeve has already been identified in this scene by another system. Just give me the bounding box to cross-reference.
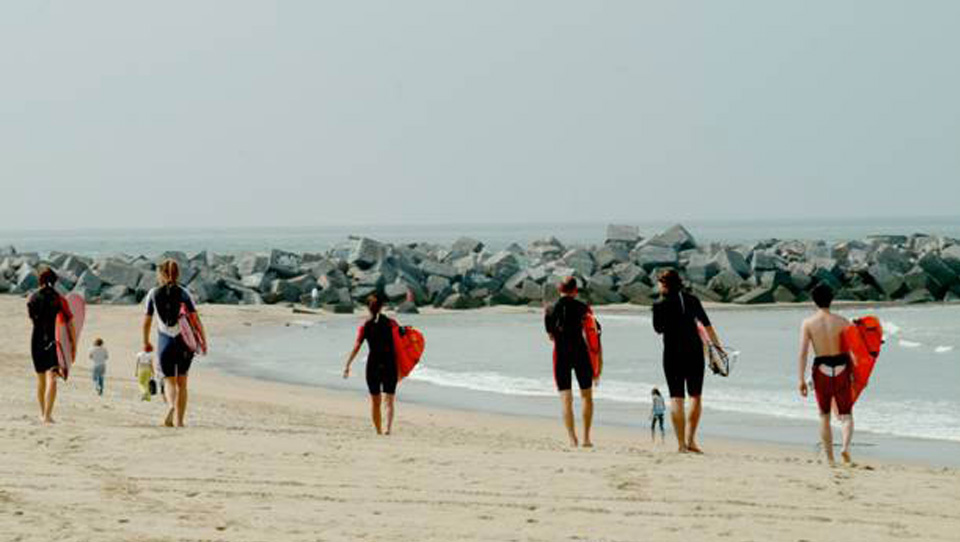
[544,306,556,336]
[652,302,665,334]
[691,296,711,327]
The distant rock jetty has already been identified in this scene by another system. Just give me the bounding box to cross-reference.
[2,224,959,311]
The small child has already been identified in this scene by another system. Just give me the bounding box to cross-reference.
[135,347,156,401]
[651,387,666,443]
[88,338,109,396]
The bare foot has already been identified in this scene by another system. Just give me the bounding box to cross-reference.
[686,443,703,454]
[163,409,175,427]
[677,445,688,453]
[42,416,55,425]
[841,451,853,466]
[582,441,593,448]
[569,438,579,448]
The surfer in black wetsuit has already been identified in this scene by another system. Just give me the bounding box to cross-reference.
[545,276,601,448]
[344,294,399,435]
[26,267,75,424]
[652,269,723,453]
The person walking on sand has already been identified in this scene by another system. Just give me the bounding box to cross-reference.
[142,259,206,427]
[88,337,109,397]
[650,387,666,444]
[27,267,75,424]
[343,293,399,435]
[798,284,855,466]
[135,346,156,401]
[652,269,723,454]
[544,276,602,448]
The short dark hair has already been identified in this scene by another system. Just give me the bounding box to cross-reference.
[38,266,58,287]
[558,276,578,295]
[657,268,683,292]
[94,338,104,346]
[811,283,834,308]
[366,293,383,314]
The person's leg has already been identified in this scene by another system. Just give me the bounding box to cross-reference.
[559,390,578,447]
[97,367,105,396]
[670,398,686,452]
[163,376,177,427]
[35,372,47,421]
[370,394,383,434]
[686,395,703,453]
[820,413,835,465]
[839,414,854,464]
[175,375,189,427]
[42,370,57,423]
[383,394,395,435]
[658,415,665,442]
[650,415,656,442]
[580,388,594,448]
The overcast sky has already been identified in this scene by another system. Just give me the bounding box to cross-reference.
[1,1,957,230]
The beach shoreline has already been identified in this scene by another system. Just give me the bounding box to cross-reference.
[2,297,959,541]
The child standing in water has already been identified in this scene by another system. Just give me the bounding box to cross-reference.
[88,338,109,397]
[650,387,666,443]
[135,347,156,401]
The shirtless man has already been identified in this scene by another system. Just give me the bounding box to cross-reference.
[798,284,854,466]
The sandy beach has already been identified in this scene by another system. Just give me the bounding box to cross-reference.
[1,296,958,542]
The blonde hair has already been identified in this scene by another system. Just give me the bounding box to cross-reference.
[157,259,180,286]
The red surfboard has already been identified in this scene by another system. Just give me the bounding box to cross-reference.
[56,293,86,381]
[391,322,425,381]
[842,316,883,404]
[583,309,602,379]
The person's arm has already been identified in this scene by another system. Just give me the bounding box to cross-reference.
[343,326,365,378]
[142,315,153,352]
[693,297,723,352]
[184,289,208,352]
[652,303,664,334]
[798,321,811,397]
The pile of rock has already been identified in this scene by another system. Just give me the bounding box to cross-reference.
[2,224,959,310]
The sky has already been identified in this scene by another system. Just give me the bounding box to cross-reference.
[1,1,958,230]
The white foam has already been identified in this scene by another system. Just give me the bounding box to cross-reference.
[935,345,954,354]
[899,339,922,348]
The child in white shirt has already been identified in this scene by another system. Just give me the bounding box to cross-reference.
[135,348,156,401]
[88,338,109,396]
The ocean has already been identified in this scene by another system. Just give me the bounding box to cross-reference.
[206,303,960,467]
[2,216,959,257]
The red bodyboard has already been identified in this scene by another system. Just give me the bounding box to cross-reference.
[584,310,602,379]
[842,316,883,404]
[392,323,425,381]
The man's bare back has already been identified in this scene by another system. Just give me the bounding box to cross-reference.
[801,310,851,358]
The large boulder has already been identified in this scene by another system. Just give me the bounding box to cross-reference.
[58,256,89,283]
[712,249,751,278]
[528,237,566,260]
[772,286,797,303]
[101,285,138,305]
[268,249,302,278]
[94,258,143,290]
[918,252,958,289]
[450,237,484,258]
[236,253,269,276]
[612,262,648,287]
[619,282,655,305]
[872,245,913,274]
[751,250,786,273]
[647,224,696,251]
[420,260,458,280]
[0,275,10,293]
[441,293,483,310]
[941,245,960,275]
[902,288,935,304]
[242,272,274,292]
[349,238,385,270]
[606,224,639,244]
[561,249,595,278]
[684,253,720,285]
[708,270,746,300]
[14,266,38,293]
[865,264,905,298]
[485,251,523,281]
[73,271,104,299]
[594,244,629,270]
[425,275,452,301]
[632,245,679,272]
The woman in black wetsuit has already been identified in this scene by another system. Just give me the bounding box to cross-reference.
[343,294,399,435]
[27,267,75,424]
[652,269,724,453]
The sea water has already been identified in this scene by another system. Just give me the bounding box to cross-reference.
[2,216,959,256]
[208,303,960,466]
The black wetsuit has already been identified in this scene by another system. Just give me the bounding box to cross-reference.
[27,286,71,374]
[358,314,397,395]
[545,296,593,391]
[652,291,711,398]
